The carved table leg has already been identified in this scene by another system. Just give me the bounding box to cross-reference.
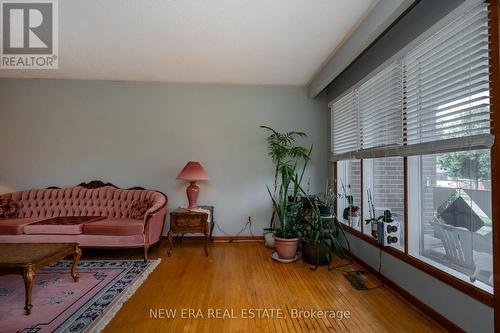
[71,245,81,282]
[210,222,215,242]
[168,230,174,257]
[23,266,35,315]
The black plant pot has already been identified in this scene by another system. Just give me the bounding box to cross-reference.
[302,239,330,266]
[301,196,315,212]
[318,204,332,216]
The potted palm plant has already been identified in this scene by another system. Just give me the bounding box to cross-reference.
[261,126,309,248]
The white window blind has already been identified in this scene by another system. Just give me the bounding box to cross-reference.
[359,61,403,149]
[404,3,491,147]
[331,91,358,155]
[330,1,493,162]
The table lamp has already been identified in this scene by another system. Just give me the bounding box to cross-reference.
[176,161,209,209]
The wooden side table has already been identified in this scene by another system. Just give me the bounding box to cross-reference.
[168,207,214,256]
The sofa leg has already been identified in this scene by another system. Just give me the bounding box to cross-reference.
[143,244,149,262]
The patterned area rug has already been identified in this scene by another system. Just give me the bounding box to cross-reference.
[0,259,160,333]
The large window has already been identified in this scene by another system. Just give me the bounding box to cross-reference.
[408,150,492,292]
[404,2,492,292]
[330,0,493,295]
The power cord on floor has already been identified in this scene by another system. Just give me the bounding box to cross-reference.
[218,215,383,290]
[327,227,384,291]
[215,217,254,243]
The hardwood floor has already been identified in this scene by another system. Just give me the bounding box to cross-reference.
[83,241,448,333]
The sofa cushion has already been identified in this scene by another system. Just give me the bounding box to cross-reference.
[23,216,105,235]
[0,218,46,235]
[83,218,144,236]
[0,199,19,219]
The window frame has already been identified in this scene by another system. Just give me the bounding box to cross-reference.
[330,0,498,308]
[488,1,500,330]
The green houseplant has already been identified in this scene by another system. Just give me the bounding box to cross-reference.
[317,181,334,217]
[267,146,312,260]
[365,188,385,238]
[339,181,360,229]
[342,195,360,228]
[300,197,346,266]
[261,126,310,248]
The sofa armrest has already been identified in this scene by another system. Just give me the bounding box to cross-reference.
[143,193,168,245]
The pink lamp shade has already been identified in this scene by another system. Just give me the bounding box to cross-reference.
[176,161,209,209]
[176,161,209,181]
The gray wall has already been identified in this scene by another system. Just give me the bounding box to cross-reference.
[0,78,329,236]
[340,234,493,332]
[327,0,494,332]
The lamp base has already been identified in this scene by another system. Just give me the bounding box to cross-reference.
[186,181,199,209]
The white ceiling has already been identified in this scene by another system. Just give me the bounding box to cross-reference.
[0,0,377,85]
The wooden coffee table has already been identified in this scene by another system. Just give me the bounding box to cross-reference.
[0,243,81,315]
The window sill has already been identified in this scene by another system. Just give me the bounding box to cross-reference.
[340,224,494,307]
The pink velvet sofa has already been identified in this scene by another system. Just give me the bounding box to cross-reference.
[0,181,168,260]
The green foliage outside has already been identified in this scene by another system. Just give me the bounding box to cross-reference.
[437,150,490,188]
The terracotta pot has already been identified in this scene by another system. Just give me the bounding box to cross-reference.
[273,236,299,260]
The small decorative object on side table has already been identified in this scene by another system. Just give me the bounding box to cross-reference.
[168,206,214,257]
